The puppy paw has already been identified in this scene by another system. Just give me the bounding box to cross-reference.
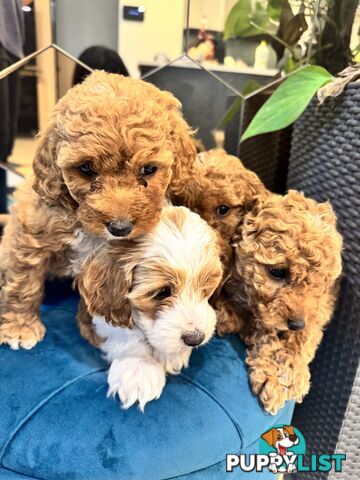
[0,315,46,350]
[107,356,166,411]
[249,368,288,415]
[289,368,311,404]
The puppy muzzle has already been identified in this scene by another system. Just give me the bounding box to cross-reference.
[107,220,133,237]
[181,330,205,347]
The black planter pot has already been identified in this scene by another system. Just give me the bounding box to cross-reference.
[287,82,360,479]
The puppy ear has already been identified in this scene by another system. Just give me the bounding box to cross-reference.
[76,248,134,328]
[32,121,75,209]
[215,233,234,287]
[232,191,271,246]
[167,108,197,199]
[284,425,295,436]
[261,429,276,446]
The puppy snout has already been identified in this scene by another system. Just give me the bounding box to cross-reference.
[107,220,133,237]
[287,317,305,331]
[181,330,205,347]
[289,435,297,442]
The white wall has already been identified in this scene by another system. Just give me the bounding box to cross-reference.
[55,0,119,59]
[188,0,226,31]
[118,0,185,77]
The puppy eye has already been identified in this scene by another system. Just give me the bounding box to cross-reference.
[153,286,172,300]
[140,164,158,176]
[216,205,230,216]
[267,267,290,281]
[78,162,96,177]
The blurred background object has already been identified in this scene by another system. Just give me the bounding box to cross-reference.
[72,46,129,86]
[0,0,358,205]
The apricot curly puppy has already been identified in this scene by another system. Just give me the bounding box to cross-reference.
[216,190,343,414]
[177,148,268,243]
[0,70,196,350]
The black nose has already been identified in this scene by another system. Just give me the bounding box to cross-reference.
[181,330,205,347]
[288,318,305,331]
[107,221,133,237]
[289,435,297,442]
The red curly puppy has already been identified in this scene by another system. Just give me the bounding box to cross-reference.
[216,190,343,413]
[176,148,268,243]
[179,150,342,413]
[0,70,196,349]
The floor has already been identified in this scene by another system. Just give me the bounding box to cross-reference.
[7,136,38,187]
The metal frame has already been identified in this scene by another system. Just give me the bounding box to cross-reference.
[0,0,320,179]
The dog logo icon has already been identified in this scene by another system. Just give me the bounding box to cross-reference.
[260,425,303,474]
[226,424,345,474]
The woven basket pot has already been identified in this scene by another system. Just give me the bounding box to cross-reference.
[288,81,360,479]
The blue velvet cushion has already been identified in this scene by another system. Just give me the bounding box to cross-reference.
[0,295,294,479]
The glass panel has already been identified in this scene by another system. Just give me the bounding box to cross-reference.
[0,48,92,212]
[0,52,41,197]
[52,0,187,78]
[184,0,317,90]
[0,0,47,70]
[142,56,244,153]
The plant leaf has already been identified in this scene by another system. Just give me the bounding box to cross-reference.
[218,80,260,128]
[224,0,253,41]
[241,66,333,142]
[250,1,270,34]
[224,0,270,39]
[267,0,283,22]
[218,97,243,128]
[282,12,308,45]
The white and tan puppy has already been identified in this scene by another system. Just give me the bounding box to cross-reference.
[77,206,224,410]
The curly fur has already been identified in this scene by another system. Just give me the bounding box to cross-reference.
[216,190,343,413]
[176,149,268,243]
[0,71,196,349]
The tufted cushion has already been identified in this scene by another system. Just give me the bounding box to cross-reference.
[0,295,293,479]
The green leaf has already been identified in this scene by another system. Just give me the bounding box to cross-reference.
[224,0,271,39]
[218,96,243,128]
[240,66,333,142]
[224,0,253,41]
[249,1,270,35]
[218,80,260,128]
[242,79,262,96]
[267,0,283,22]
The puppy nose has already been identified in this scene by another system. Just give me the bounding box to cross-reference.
[107,220,133,237]
[181,330,205,347]
[289,435,297,442]
[287,317,305,331]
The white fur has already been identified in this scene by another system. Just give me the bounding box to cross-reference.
[142,207,216,275]
[130,207,218,357]
[70,229,106,275]
[134,300,216,358]
[94,316,167,411]
[92,207,220,411]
